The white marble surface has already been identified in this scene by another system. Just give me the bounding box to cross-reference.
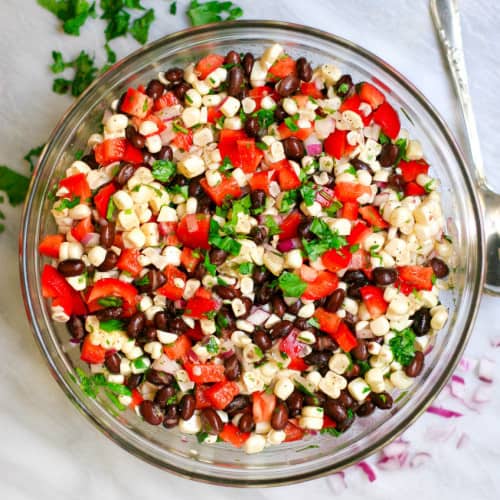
[1,0,500,498]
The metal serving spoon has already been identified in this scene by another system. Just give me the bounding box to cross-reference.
[430,0,500,295]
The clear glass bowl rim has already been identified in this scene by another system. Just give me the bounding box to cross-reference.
[19,20,485,487]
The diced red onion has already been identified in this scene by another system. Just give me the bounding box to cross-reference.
[382,440,409,459]
[458,356,476,372]
[69,338,82,345]
[456,432,469,449]
[376,456,405,471]
[152,354,181,374]
[277,238,300,253]
[374,181,388,190]
[305,142,323,156]
[219,349,235,360]
[81,232,100,247]
[326,472,347,494]
[478,358,495,383]
[451,374,465,384]
[357,329,375,339]
[410,452,431,468]
[373,192,391,207]
[174,299,186,309]
[424,343,434,355]
[472,385,493,403]
[258,214,283,225]
[426,406,463,418]
[247,308,270,326]
[186,349,199,363]
[356,461,376,482]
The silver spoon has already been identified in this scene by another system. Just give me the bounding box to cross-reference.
[430,0,500,295]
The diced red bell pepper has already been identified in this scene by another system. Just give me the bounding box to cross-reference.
[341,200,359,220]
[315,186,336,208]
[59,173,91,202]
[80,336,106,364]
[322,415,337,429]
[200,177,242,206]
[38,234,64,258]
[158,221,180,246]
[267,159,290,171]
[170,129,193,151]
[153,91,178,111]
[248,170,273,195]
[268,56,297,79]
[314,308,342,336]
[94,183,117,219]
[120,87,153,118]
[156,265,187,300]
[248,86,276,108]
[300,81,323,99]
[236,138,264,173]
[397,265,434,291]
[324,129,348,160]
[339,93,362,113]
[322,247,351,273]
[277,121,313,140]
[372,101,400,140]
[360,285,388,318]
[359,205,389,229]
[184,362,226,384]
[302,271,339,301]
[71,217,94,242]
[279,212,301,241]
[252,391,276,423]
[163,334,192,361]
[292,95,310,109]
[116,248,142,277]
[334,182,372,202]
[218,129,247,165]
[399,160,429,182]
[185,321,204,342]
[334,322,358,352]
[358,82,385,109]
[94,138,127,166]
[180,247,201,273]
[205,380,240,410]
[176,214,211,250]
[283,420,305,442]
[129,388,144,409]
[347,222,372,246]
[194,287,212,300]
[195,384,212,409]
[219,423,250,447]
[184,297,218,319]
[404,181,426,197]
[279,330,308,371]
[87,278,138,312]
[122,142,143,164]
[195,53,225,80]
[278,165,301,190]
[207,105,223,124]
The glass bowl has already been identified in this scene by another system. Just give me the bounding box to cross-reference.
[19,21,485,486]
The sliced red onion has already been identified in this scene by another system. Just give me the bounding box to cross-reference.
[472,385,493,403]
[247,308,270,326]
[277,238,300,253]
[326,472,347,494]
[451,374,465,384]
[456,432,469,449]
[458,356,476,372]
[357,461,376,482]
[81,232,100,247]
[382,440,409,459]
[426,406,463,418]
[410,452,431,468]
[186,349,200,363]
[376,456,405,471]
[478,358,495,383]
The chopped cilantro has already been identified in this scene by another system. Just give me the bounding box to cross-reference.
[168,184,189,199]
[256,142,268,151]
[254,346,263,358]
[206,336,219,354]
[204,252,217,276]
[320,427,341,437]
[278,271,307,297]
[394,138,408,164]
[223,194,251,234]
[349,243,360,253]
[129,8,155,44]
[344,165,357,176]
[431,273,437,285]
[0,166,30,206]
[152,160,176,183]
[307,317,320,328]
[238,262,254,275]
[50,50,99,97]
[134,274,150,286]
[337,82,349,95]
[253,108,275,129]
[389,327,416,366]
[279,189,298,212]
[300,184,316,207]
[97,296,123,308]
[302,218,347,261]
[38,0,97,36]
[169,1,177,14]
[219,156,234,176]
[50,51,72,73]
[284,116,299,132]
[55,196,80,211]
[196,431,209,443]
[106,382,132,396]
[358,360,371,375]
[378,132,390,145]
[264,215,281,236]
[187,0,243,26]
[325,200,342,216]
[172,121,189,134]
[106,197,116,221]
[209,219,241,256]
[294,380,314,397]
[99,319,125,332]
[347,408,354,419]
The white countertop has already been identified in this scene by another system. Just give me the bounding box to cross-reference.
[1,1,499,498]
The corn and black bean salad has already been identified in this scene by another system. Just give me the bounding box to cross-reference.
[39,44,453,453]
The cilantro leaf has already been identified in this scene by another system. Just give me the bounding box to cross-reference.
[55,196,81,211]
[264,215,281,237]
[103,9,130,41]
[53,78,72,94]
[187,0,243,26]
[394,138,408,165]
[206,336,219,354]
[152,160,176,183]
[0,166,30,206]
[378,132,390,145]
[169,1,177,15]
[219,156,234,177]
[50,51,72,73]
[222,194,251,234]
[278,271,307,297]
[209,219,241,256]
[320,427,341,437]
[38,0,95,36]
[97,296,123,308]
[204,252,217,276]
[300,184,316,207]
[253,108,275,129]
[24,144,45,171]
[129,8,155,44]
[284,116,299,132]
[279,189,298,212]
[302,218,347,261]
[134,274,150,286]
[196,431,209,443]
[168,184,188,199]
[325,200,342,216]
[238,262,254,275]
[51,50,99,97]
[99,319,125,332]
[389,328,416,366]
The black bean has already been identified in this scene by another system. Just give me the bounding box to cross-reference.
[338,390,356,409]
[283,137,305,161]
[378,143,399,166]
[315,335,337,352]
[351,158,374,175]
[250,225,268,244]
[272,295,287,317]
[373,267,397,286]
[405,351,425,377]
[343,270,368,284]
[126,373,142,390]
[67,315,85,341]
[98,250,118,271]
[287,300,302,315]
[325,289,346,313]
[344,364,361,380]
[225,50,241,65]
[138,270,166,293]
[95,307,123,321]
[412,308,431,336]
[227,66,245,97]
[155,385,176,407]
[255,283,273,305]
[297,217,313,239]
[141,325,158,343]
[325,400,348,424]
[430,257,449,278]
[153,310,169,330]
[296,57,312,82]
[253,329,273,351]
[388,173,405,192]
[125,125,146,150]
[271,402,289,430]
[244,116,260,138]
[127,312,145,339]
[147,370,174,386]
[242,52,254,76]
[250,189,266,210]
[346,282,365,300]
[286,390,304,417]
[238,412,255,432]
[356,400,375,417]
[146,79,165,99]
[334,75,353,98]
[115,164,135,185]
[276,74,300,97]
[99,220,115,249]
[213,285,239,300]
[179,394,196,420]
[270,320,294,339]
[169,317,188,334]
[164,67,184,84]
[224,354,241,381]
[200,408,224,434]
[252,265,268,285]
[209,248,227,265]
[192,261,206,280]
[81,153,99,169]
[105,352,121,374]
[304,392,326,407]
[225,394,251,416]
[140,401,163,425]
[273,105,287,123]
[294,318,311,331]
[239,297,252,319]
[57,259,85,277]
[304,351,330,367]
[336,414,355,432]
[157,145,173,162]
[187,178,202,198]
[351,340,369,361]
[371,391,393,410]
[172,82,190,101]
[163,404,179,428]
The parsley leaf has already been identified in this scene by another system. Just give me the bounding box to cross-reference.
[129,8,155,44]
[97,296,123,308]
[264,215,281,236]
[24,144,45,171]
[187,0,243,26]
[278,271,307,297]
[99,319,125,332]
[0,166,30,206]
[152,160,176,183]
[389,328,416,366]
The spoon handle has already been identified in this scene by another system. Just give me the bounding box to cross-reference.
[430,0,486,187]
